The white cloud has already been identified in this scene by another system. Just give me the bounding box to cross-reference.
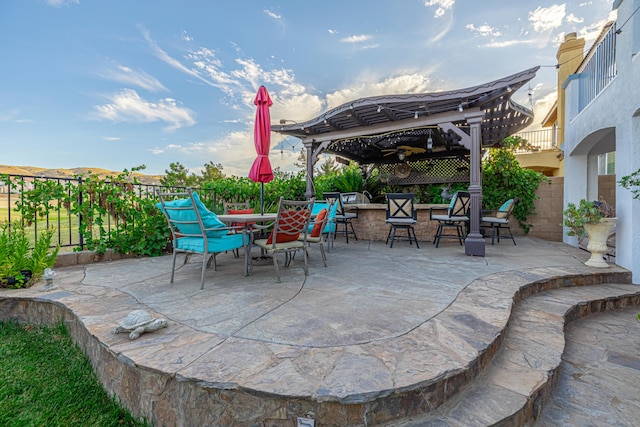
[103,136,122,141]
[326,74,432,110]
[93,89,196,131]
[429,14,455,42]
[577,14,616,43]
[140,26,224,91]
[566,13,584,24]
[264,9,281,19]
[340,35,372,43]
[529,4,567,32]
[46,0,78,7]
[424,0,455,18]
[0,108,19,122]
[328,29,338,35]
[483,39,536,48]
[100,63,168,92]
[465,23,502,37]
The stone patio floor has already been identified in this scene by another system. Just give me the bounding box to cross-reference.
[1,236,639,426]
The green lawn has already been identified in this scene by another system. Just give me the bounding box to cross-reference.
[0,321,149,427]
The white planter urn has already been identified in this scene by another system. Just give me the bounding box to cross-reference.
[583,218,616,268]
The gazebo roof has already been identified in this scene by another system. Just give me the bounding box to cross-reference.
[272,67,539,165]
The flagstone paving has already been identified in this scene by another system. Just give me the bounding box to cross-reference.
[0,237,638,426]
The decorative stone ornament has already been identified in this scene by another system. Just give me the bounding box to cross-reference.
[583,218,617,268]
[40,268,57,291]
[112,310,168,340]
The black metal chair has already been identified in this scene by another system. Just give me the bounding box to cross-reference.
[481,197,519,245]
[430,191,470,247]
[322,192,358,243]
[385,193,419,248]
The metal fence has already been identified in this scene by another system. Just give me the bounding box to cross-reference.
[0,174,211,250]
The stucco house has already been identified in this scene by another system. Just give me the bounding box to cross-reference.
[562,0,639,280]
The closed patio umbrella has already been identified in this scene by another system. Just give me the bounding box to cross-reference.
[248,85,274,214]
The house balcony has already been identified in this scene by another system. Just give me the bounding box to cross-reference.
[512,128,564,177]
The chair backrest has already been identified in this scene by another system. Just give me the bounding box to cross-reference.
[266,197,314,246]
[309,199,337,235]
[448,191,471,218]
[223,201,252,214]
[386,193,416,220]
[156,189,229,240]
[322,192,345,216]
[496,197,518,219]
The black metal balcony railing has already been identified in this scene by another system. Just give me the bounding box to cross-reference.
[512,128,560,154]
[0,174,211,250]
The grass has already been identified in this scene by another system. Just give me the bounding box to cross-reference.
[0,321,148,427]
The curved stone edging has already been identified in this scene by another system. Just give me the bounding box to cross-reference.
[0,265,632,426]
[403,282,640,426]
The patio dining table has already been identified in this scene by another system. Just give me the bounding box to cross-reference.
[218,212,278,265]
[217,212,278,225]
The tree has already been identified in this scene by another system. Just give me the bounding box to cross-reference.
[293,148,307,170]
[200,161,225,183]
[317,156,340,176]
[160,162,198,187]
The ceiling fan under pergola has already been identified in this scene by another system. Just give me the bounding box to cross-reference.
[381,145,426,160]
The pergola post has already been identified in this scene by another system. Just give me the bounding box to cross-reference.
[304,141,315,199]
[465,114,485,256]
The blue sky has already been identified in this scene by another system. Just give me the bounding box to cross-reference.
[0,0,615,177]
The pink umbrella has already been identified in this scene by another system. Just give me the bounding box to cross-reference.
[248,85,274,214]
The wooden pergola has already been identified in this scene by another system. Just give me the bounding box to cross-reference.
[272,67,539,256]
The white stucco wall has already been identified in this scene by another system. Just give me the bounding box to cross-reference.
[563,0,640,281]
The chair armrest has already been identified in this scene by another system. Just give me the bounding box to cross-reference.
[250,221,275,232]
[344,205,359,218]
[429,206,448,220]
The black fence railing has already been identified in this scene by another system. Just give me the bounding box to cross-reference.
[0,174,213,250]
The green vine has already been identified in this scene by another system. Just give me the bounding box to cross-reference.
[482,149,547,233]
[619,168,640,200]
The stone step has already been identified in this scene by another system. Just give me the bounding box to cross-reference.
[384,283,640,426]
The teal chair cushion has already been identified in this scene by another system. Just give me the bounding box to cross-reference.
[308,201,339,234]
[157,192,228,237]
[175,233,247,253]
[496,199,514,219]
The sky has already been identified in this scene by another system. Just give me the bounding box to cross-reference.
[0,0,617,177]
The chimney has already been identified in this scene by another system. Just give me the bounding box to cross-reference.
[556,32,585,148]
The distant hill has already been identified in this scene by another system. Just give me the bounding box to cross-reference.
[0,165,163,185]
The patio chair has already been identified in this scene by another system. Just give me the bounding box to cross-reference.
[156,189,250,290]
[299,199,335,266]
[481,197,519,245]
[323,192,358,243]
[223,200,257,251]
[430,191,470,247]
[385,193,419,248]
[252,197,314,282]
[223,201,253,215]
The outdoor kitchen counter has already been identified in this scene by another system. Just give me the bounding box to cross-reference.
[344,203,449,242]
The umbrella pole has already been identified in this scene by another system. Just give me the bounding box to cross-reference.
[260,182,264,215]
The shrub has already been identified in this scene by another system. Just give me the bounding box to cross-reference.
[482,149,547,233]
[0,223,58,288]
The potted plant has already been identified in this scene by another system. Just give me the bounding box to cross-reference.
[563,198,616,268]
[0,222,59,288]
